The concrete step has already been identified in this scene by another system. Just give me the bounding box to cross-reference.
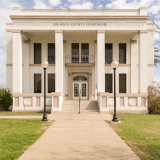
[61,100,99,114]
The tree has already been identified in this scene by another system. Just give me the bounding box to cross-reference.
[149,12,160,66]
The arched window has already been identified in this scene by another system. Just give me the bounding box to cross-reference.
[73,76,87,81]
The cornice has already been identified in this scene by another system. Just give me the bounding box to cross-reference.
[20,9,140,12]
[10,15,150,20]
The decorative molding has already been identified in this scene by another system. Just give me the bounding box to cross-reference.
[97,30,105,33]
[55,30,63,33]
[6,64,13,66]
[130,40,137,43]
[12,29,21,33]
[12,92,63,97]
[6,29,12,32]
[46,98,52,106]
[147,23,154,25]
[6,23,13,25]
[20,9,140,12]
[108,98,114,106]
[148,29,154,32]
[105,64,131,66]
[10,15,150,20]
[147,64,154,67]
[13,7,21,10]
[23,40,30,43]
[66,63,95,67]
[139,30,148,34]
[24,98,32,106]
[94,40,97,43]
[129,98,136,106]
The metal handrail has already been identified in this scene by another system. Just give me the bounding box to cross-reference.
[65,55,95,63]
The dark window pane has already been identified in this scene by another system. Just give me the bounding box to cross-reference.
[119,74,126,93]
[48,74,55,93]
[119,43,126,64]
[48,43,55,64]
[105,44,112,64]
[34,74,41,93]
[34,43,41,64]
[105,74,112,93]
[81,43,89,63]
[72,43,79,63]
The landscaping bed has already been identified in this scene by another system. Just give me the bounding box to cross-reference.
[0,119,53,160]
[106,114,160,160]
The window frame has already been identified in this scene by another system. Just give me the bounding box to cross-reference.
[48,43,55,64]
[119,74,127,93]
[119,43,127,64]
[48,74,55,93]
[34,74,41,93]
[105,74,113,93]
[34,43,41,64]
[105,43,113,64]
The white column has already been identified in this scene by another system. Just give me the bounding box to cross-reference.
[12,30,22,93]
[55,30,63,92]
[23,40,30,93]
[131,40,138,93]
[97,30,105,92]
[138,30,148,93]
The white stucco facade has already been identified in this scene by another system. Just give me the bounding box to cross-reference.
[6,7,154,113]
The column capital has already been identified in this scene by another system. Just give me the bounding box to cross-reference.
[97,30,105,33]
[12,29,21,33]
[55,30,63,33]
[130,40,137,44]
[138,30,148,34]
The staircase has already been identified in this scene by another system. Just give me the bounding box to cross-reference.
[61,100,99,114]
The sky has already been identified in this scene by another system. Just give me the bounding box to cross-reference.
[0,0,160,85]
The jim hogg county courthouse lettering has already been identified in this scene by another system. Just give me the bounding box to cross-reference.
[6,7,154,113]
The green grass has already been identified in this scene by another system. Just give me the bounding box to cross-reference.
[0,111,50,116]
[106,114,160,160]
[0,119,53,160]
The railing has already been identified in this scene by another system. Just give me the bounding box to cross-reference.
[65,55,95,63]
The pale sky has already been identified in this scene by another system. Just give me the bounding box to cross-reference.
[0,0,160,85]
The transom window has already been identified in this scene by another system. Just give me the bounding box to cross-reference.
[73,76,87,81]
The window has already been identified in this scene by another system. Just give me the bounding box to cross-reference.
[34,43,41,64]
[105,43,112,64]
[119,43,126,64]
[34,74,41,93]
[72,43,79,63]
[48,74,55,93]
[81,43,89,63]
[48,43,55,64]
[105,74,112,93]
[119,74,126,93]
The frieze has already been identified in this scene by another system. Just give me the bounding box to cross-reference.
[53,23,107,26]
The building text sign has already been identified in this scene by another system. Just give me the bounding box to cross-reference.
[53,23,107,26]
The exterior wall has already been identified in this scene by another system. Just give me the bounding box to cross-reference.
[6,7,154,113]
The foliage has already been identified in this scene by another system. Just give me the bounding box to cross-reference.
[154,47,160,67]
[147,80,160,114]
[0,119,53,160]
[0,87,13,111]
[107,114,160,160]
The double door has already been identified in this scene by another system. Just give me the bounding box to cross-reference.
[73,82,88,100]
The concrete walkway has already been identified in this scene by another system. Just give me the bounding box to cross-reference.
[19,114,140,160]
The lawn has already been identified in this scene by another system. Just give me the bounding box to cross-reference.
[0,119,53,160]
[106,114,160,160]
[0,111,50,116]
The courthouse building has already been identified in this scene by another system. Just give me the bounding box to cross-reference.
[6,7,154,113]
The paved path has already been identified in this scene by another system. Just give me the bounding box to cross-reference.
[19,114,140,160]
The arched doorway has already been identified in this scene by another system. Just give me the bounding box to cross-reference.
[73,76,88,100]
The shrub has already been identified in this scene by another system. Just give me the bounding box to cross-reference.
[147,80,160,114]
[0,87,13,111]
